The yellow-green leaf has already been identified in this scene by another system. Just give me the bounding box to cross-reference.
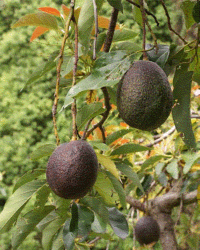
[12,12,58,30]
[96,153,119,179]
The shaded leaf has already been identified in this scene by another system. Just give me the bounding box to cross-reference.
[12,206,55,249]
[113,29,138,42]
[166,159,179,179]
[107,0,123,12]
[96,153,119,179]
[12,12,58,30]
[76,102,104,131]
[30,143,56,161]
[0,179,46,233]
[116,162,144,193]
[91,213,107,233]
[30,26,49,42]
[51,228,65,250]
[89,141,110,151]
[70,202,79,234]
[141,155,165,171]
[158,172,168,187]
[110,143,150,155]
[106,172,126,208]
[106,129,133,145]
[182,151,200,174]
[181,1,195,29]
[172,67,196,149]
[108,207,129,239]
[77,204,94,236]
[35,184,51,208]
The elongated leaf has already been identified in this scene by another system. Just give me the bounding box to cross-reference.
[38,7,61,17]
[172,67,196,149]
[78,0,103,48]
[182,151,200,174]
[94,172,119,205]
[52,228,64,250]
[63,220,75,250]
[166,159,179,179]
[37,210,58,231]
[42,217,65,250]
[97,153,119,179]
[116,162,144,193]
[30,143,56,161]
[70,202,79,234]
[91,213,107,233]
[80,197,109,224]
[106,129,133,145]
[141,155,165,171]
[111,143,150,155]
[107,0,123,12]
[76,103,104,131]
[12,206,55,249]
[13,169,46,192]
[113,29,137,42]
[89,141,110,151]
[77,204,94,236]
[35,184,51,208]
[30,26,49,42]
[106,172,126,208]
[12,12,58,30]
[108,207,129,239]
[181,1,195,29]
[0,179,46,233]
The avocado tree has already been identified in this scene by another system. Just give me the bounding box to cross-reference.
[0,0,199,249]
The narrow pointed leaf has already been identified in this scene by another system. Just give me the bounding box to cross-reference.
[107,0,123,12]
[12,206,55,249]
[96,153,119,179]
[38,7,61,17]
[30,143,56,161]
[77,205,94,236]
[141,155,165,171]
[0,179,46,233]
[63,220,75,250]
[91,213,107,233]
[12,12,58,30]
[172,68,196,149]
[181,1,195,29]
[108,207,129,239]
[70,202,79,234]
[30,26,49,42]
[106,129,133,145]
[110,143,150,155]
[182,151,200,174]
[51,228,65,250]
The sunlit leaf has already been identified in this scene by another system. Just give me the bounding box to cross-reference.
[51,228,65,250]
[38,7,61,17]
[12,12,58,30]
[89,141,110,151]
[166,159,179,179]
[61,5,81,22]
[113,29,138,42]
[141,155,165,171]
[107,0,123,12]
[110,143,150,155]
[30,26,49,42]
[91,213,107,233]
[0,179,46,233]
[106,129,133,145]
[172,66,196,149]
[108,207,129,239]
[12,206,55,249]
[96,153,119,179]
[182,151,200,174]
[30,143,56,161]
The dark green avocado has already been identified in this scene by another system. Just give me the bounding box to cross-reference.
[46,140,98,199]
[135,216,160,245]
[117,60,173,131]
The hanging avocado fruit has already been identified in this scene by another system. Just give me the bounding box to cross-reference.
[117,60,173,131]
[135,216,160,245]
[46,140,98,199]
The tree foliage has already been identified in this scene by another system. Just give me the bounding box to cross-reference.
[0,0,200,249]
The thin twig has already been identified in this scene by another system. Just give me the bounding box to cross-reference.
[52,6,74,145]
[126,0,159,26]
[145,18,158,53]
[160,0,187,44]
[139,0,148,60]
[92,0,98,60]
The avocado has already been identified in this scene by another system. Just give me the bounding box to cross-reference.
[117,60,173,131]
[46,140,98,199]
[135,216,160,245]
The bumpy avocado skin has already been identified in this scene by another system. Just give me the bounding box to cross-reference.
[117,60,173,131]
[46,140,98,199]
[135,216,160,245]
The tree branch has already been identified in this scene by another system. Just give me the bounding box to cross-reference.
[126,196,146,212]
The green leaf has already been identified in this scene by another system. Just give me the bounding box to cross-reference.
[0,179,46,233]
[141,155,165,171]
[80,196,109,224]
[89,141,110,151]
[182,151,200,174]
[30,143,56,161]
[158,172,168,187]
[116,162,144,193]
[108,207,129,239]
[106,172,126,208]
[35,184,51,208]
[192,2,200,23]
[166,159,179,179]
[111,41,141,54]
[78,0,103,48]
[12,12,59,30]
[42,217,65,250]
[172,67,196,149]
[110,143,150,155]
[51,228,65,250]
[106,129,133,145]
[133,0,142,25]
[13,169,46,192]
[181,0,196,29]
[61,56,74,77]
[96,153,119,179]
[94,172,119,205]
[37,210,58,231]
[91,213,107,233]
[76,102,104,131]
[77,204,94,236]
[12,206,55,250]
[113,29,137,42]
[107,0,123,12]
[155,162,165,176]
[70,202,79,235]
